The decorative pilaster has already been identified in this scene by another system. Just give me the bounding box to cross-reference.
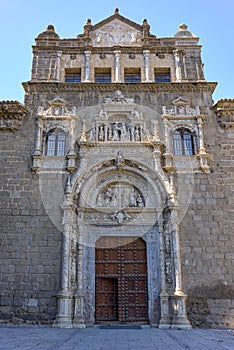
[158,219,171,329]
[31,119,43,172]
[170,209,191,329]
[84,50,91,82]
[56,51,62,81]
[197,116,210,173]
[162,118,175,173]
[54,205,74,328]
[114,50,121,83]
[173,50,182,82]
[73,210,86,328]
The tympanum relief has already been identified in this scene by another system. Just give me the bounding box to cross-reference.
[96,183,144,208]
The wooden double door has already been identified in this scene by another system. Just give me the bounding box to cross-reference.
[95,236,148,323]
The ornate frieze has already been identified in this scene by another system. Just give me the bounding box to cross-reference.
[23,82,217,94]
[0,101,28,131]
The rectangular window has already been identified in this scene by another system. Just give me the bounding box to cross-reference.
[155,68,171,82]
[65,68,81,82]
[124,68,141,83]
[95,68,111,83]
[47,134,56,156]
[57,134,66,156]
[173,133,183,156]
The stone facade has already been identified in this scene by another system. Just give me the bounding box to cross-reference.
[0,9,233,329]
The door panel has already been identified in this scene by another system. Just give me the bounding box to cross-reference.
[95,237,148,323]
[95,277,118,321]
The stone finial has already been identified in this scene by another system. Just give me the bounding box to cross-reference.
[36,24,59,39]
[83,18,92,37]
[114,8,119,14]
[174,23,196,38]
[178,24,188,31]
[142,18,150,38]
[46,24,55,32]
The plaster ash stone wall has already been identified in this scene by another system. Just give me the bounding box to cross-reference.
[0,111,62,324]
[180,119,234,328]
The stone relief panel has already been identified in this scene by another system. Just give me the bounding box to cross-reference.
[90,19,142,47]
[162,97,200,116]
[96,182,145,208]
[38,97,76,117]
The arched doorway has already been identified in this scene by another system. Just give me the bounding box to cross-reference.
[95,236,148,323]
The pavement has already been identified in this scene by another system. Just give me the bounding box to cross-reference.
[0,325,233,350]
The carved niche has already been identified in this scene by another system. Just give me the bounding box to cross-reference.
[80,91,154,143]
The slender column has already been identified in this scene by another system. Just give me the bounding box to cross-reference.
[197,116,206,152]
[173,50,182,82]
[31,52,39,80]
[158,219,171,328]
[114,50,121,82]
[183,55,187,80]
[162,118,175,174]
[73,210,86,328]
[171,210,191,329]
[197,116,210,172]
[31,119,43,172]
[56,51,62,81]
[84,50,91,82]
[54,207,73,328]
[143,50,151,82]
[34,119,43,155]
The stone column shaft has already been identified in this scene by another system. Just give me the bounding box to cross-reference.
[84,50,91,82]
[143,50,151,82]
[174,50,182,82]
[54,207,73,328]
[114,50,121,82]
[73,212,86,328]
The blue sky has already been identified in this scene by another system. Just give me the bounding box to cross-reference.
[0,0,233,102]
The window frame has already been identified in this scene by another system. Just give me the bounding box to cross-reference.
[173,127,196,156]
[124,68,141,83]
[154,68,171,83]
[45,129,66,156]
[94,68,112,83]
[65,68,81,83]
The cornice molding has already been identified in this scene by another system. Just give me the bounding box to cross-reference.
[212,98,234,129]
[0,101,28,131]
[22,82,217,94]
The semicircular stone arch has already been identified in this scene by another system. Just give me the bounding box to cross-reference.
[74,161,168,211]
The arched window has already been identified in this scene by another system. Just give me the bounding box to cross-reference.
[173,128,195,155]
[45,129,66,156]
